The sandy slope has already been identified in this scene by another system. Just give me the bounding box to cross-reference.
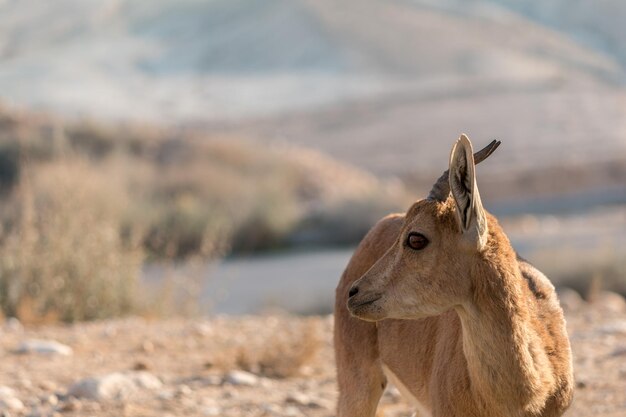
[1,295,625,417]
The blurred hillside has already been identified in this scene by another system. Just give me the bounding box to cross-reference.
[0,105,406,258]
[1,0,625,192]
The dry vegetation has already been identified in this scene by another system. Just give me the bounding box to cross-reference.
[0,105,408,321]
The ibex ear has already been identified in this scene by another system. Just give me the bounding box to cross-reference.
[448,134,489,250]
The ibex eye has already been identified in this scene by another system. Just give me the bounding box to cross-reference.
[407,232,429,250]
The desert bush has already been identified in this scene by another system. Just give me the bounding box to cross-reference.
[0,106,410,258]
[0,159,143,322]
[0,105,410,320]
[209,317,322,378]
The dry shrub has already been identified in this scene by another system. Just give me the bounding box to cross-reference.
[0,159,143,322]
[210,318,322,378]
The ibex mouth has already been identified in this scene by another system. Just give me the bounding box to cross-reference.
[348,295,382,310]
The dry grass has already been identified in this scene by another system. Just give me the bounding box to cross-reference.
[0,106,408,257]
[209,317,323,378]
[0,159,143,322]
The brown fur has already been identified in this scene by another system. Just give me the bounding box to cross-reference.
[334,138,573,417]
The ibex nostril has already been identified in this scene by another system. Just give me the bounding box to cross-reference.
[348,286,359,298]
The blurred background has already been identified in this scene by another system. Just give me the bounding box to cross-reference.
[0,0,625,320]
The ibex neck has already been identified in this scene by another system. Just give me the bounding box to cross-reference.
[455,253,554,415]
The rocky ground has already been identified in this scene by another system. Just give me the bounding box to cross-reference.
[1,290,626,417]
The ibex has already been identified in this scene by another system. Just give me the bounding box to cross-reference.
[334,135,573,417]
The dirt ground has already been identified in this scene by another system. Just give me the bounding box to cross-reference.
[1,292,625,417]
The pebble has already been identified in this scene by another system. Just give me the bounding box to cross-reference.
[0,387,24,411]
[223,370,258,386]
[157,390,175,401]
[285,392,310,406]
[192,323,212,337]
[598,321,626,335]
[285,392,324,409]
[557,288,584,312]
[284,405,302,416]
[594,291,626,314]
[56,398,82,412]
[200,375,222,387]
[141,341,154,353]
[177,385,192,396]
[68,371,161,400]
[4,318,23,333]
[133,360,150,371]
[38,381,57,392]
[16,340,73,356]
[128,371,162,390]
[41,394,58,406]
[201,406,221,416]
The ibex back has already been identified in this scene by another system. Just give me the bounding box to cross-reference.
[334,135,573,417]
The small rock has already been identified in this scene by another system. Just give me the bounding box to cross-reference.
[141,341,154,353]
[223,370,258,386]
[16,340,73,356]
[201,406,221,416]
[285,392,310,405]
[199,375,222,387]
[594,291,626,314]
[0,386,23,412]
[157,390,174,401]
[557,288,584,312]
[68,374,136,400]
[0,397,24,412]
[57,398,82,412]
[598,321,626,335]
[128,372,162,390]
[133,361,150,371]
[38,381,57,392]
[176,385,192,396]
[285,392,324,409]
[68,372,161,401]
[41,394,58,406]
[284,405,302,416]
[4,318,23,333]
[192,323,212,337]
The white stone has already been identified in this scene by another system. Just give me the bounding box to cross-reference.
[127,372,162,390]
[177,385,192,396]
[4,317,23,333]
[598,321,626,335]
[595,291,626,314]
[201,406,221,416]
[285,392,310,405]
[0,386,24,411]
[284,406,302,416]
[16,340,73,356]
[157,389,174,401]
[201,375,222,386]
[223,370,258,386]
[68,372,161,401]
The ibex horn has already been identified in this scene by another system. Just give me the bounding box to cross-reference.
[427,139,501,202]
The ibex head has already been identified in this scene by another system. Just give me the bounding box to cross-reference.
[347,135,501,321]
